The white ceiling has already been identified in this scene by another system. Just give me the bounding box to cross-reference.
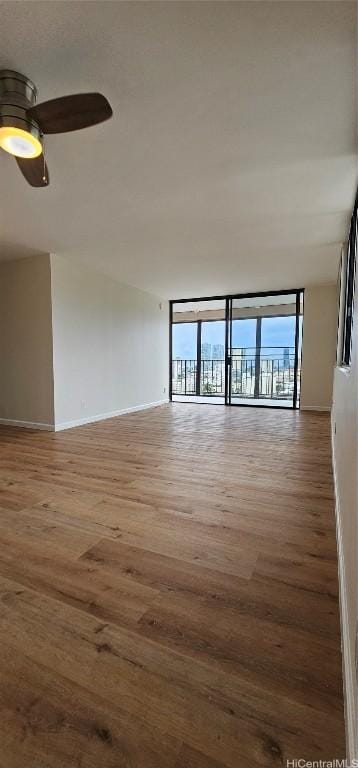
[0,1,356,299]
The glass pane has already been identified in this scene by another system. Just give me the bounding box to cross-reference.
[172,322,197,395]
[260,316,296,401]
[200,321,225,395]
[230,293,299,407]
[172,322,197,360]
[201,321,225,359]
[171,298,225,402]
[232,318,257,351]
[261,315,296,349]
[231,319,257,398]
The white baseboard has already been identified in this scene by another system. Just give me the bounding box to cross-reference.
[301,405,331,412]
[54,398,169,432]
[0,418,55,431]
[0,400,169,433]
[331,418,357,762]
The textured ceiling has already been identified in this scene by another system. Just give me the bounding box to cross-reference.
[0,1,356,299]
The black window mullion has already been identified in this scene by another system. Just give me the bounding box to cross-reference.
[342,196,357,366]
[293,291,300,409]
[254,318,261,399]
[196,321,202,396]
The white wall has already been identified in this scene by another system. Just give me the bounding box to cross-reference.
[0,254,54,428]
[332,274,358,761]
[0,255,337,426]
[300,284,338,410]
[50,255,168,429]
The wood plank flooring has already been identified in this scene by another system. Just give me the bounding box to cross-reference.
[0,403,345,767]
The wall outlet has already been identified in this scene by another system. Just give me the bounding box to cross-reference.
[163,386,166,394]
[81,400,86,410]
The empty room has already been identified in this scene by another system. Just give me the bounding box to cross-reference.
[0,2,357,767]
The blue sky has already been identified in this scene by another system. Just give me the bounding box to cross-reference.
[172,317,298,359]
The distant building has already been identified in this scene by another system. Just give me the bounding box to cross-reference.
[283,347,290,368]
[201,343,212,359]
[213,344,224,360]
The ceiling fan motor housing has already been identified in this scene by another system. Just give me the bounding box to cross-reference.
[0,70,41,143]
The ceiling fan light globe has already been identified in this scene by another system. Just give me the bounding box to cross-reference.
[0,126,42,158]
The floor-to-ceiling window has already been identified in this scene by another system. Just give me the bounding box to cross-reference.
[170,290,303,408]
[172,322,198,395]
[228,293,303,407]
[171,300,226,403]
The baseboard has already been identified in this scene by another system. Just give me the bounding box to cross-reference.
[54,398,169,432]
[0,418,55,431]
[331,418,357,762]
[301,405,331,412]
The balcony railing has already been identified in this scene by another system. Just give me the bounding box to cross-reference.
[172,347,299,400]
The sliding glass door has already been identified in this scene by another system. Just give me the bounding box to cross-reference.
[227,292,302,408]
[170,290,303,408]
[200,321,226,397]
[171,300,226,403]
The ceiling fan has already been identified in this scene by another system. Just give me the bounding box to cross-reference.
[0,70,113,187]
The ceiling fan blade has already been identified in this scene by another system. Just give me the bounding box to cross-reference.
[16,155,49,187]
[28,93,112,134]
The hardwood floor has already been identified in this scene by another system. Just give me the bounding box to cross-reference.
[0,403,344,767]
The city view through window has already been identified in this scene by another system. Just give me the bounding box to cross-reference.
[171,295,303,407]
[173,316,298,362]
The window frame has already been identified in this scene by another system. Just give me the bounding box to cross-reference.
[340,193,357,367]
